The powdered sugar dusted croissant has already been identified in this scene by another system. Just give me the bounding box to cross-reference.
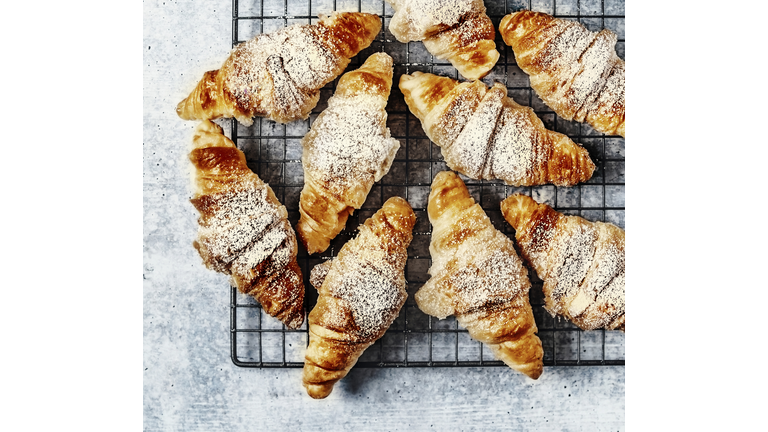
[189,120,304,329]
[296,53,401,255]
[177,12,381,125]
[385,0,499,79]
[501,194,625,331]
[302,197,415,399]
[415,171,543,378]
[400,72,595,186]
[500,10,625,137]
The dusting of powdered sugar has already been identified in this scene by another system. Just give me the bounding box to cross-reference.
[388,0,484,41]
[449,245,528,316]
[223,21,346,122]
[518,15,624,126]
[273,26,338,92]
[567,30,616,121]
[595,270,625,328]
[517,206,625,330]
[588,60,625,129]
[322,224,408,340]
[195,181,291,278]
[445,85,504,178]
[532,23,594,82]
[330,260,404,339]
[484,104,540,185]
[428,83,482,153]
[309,260,333,291]
[566,223,625,329]
[234,219,294,273]
[541,219,596,316]
[426,81,548,187]
[303,94,400,202]
[516,207,559,274]
[571,225,623,309]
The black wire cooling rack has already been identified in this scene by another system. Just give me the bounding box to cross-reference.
[228,0,625,367]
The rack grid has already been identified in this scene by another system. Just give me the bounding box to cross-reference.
[228,0,625,367]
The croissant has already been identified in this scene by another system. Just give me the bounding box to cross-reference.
[414,171,543,378]
[385,0,499,80]
[189,120,304,329]
[176,12,381,125]
[302,197,415,399]
[501,194,625,331]
[296,52,401,255]
[400,72,595,186]
[499,10,625,137]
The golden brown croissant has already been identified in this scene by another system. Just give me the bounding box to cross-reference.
[302,197,415,399]
[415,171,543,378]
[400,72,595,186]
[501,194,625,331]
[385,0,499,80]
[189,120,304,329]
[296,53,401,255]
[499,10,625,137]
[176,12,381,125]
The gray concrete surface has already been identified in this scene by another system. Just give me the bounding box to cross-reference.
[143,0,625,430]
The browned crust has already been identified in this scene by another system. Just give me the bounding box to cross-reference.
[189,120,305,329]
[177,12,381,124]
[501,193,625,332]
[499,10,625,137]
[399,73,595,186]
[302,197,415,398]
[421,172,543,379]
[295,53,396,255]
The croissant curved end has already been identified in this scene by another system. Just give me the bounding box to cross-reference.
[398,73,415,98]
[454,44,500,80]
[190,120,233,155]
[380,196,415,221]
[414,282,454,320]
[176,98,187,118]
[319,11,382,57]
[498,13,518,46]
[305,383,334,399]
[362,51,394,70]
[371,197,417,239]
[177,93,204,121]
[336,52,394,100]
[399,72,457,122]
[520,362,543,380]
[500,193,537,231]
[499,11,548,47]
[427,171,473,221]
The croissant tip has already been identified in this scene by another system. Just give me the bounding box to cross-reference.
[431,170,462,190]
[380,196,417,231]
[500,194,534,230]
[382,195,411,209]
[176,99,187,118]
[502,193,528,205]
[283,313,305,330]
[304,383,333,399]
[296,221,329,255]
[526,368,543,380]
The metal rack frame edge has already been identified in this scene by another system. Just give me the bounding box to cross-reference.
[228,0,626,369]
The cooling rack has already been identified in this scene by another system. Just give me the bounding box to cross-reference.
[228,0,625,367]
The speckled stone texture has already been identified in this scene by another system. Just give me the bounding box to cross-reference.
[144,0,625,430]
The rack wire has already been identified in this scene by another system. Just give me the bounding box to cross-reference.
[229,0,625,367]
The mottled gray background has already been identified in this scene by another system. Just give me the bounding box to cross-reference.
[143,0,625,430]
